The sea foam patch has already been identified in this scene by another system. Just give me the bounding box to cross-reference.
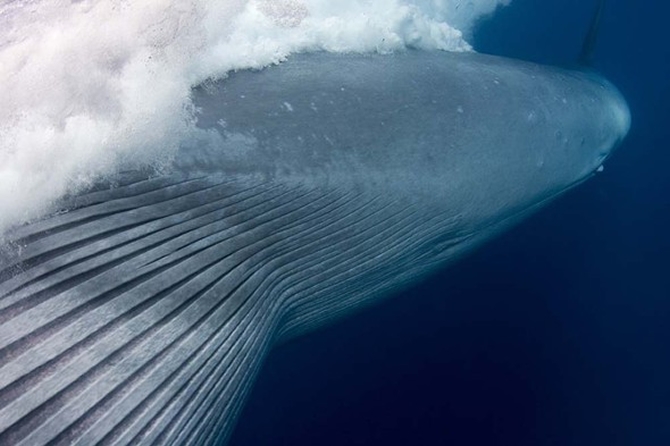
[0,0,510,235]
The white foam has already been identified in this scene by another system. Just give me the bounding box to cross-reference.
[0,0,510,234]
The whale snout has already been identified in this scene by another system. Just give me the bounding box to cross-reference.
[581,77,631,173]
[612,88,631,145]
[602,80,631,154]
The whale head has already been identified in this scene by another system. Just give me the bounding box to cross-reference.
[0,51,630,445]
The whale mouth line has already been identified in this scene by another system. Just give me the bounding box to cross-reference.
[421,173,593,267]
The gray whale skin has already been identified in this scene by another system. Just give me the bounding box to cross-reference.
[0,50,630,445]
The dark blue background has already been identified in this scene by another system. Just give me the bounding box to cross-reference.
[230,1,670,444]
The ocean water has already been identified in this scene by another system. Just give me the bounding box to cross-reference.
[1,0,667,445]
[229,1,670,446]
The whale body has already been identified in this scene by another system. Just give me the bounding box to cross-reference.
[0,51,629,445]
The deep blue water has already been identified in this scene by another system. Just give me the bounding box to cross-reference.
[230,1,670,445]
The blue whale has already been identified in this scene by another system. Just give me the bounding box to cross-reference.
[0,50,629,445]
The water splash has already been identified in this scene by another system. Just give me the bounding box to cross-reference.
[0,0,510,234]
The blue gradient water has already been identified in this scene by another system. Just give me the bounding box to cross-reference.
[229,1,670,445]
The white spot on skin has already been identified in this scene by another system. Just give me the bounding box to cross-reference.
[310,102,318,112]
[457,106,464,114]
[283,102,294,112]
[597,165,605,173]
